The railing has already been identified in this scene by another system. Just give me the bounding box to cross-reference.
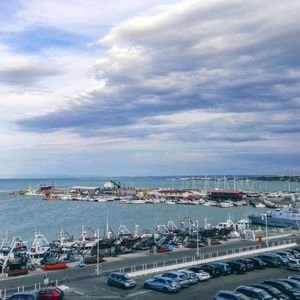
[99,238,295,276]
[0,280,59,299]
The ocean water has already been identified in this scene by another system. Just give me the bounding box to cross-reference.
[0,178,299,244]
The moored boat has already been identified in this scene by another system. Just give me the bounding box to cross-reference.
[249,207,300,228]
[41,262,67,271]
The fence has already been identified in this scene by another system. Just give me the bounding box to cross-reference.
[125,239,296,277]
[0,279,60,299]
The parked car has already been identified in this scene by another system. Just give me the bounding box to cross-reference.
[267,253,286,265]
[37,287,64,299]
[286,249,300,259]
[251,284,290,300]
[144,277,180,293]
[292,248,300,255]
[264,279,300,299]
[287,260,300,271]
[214,290,251,300]
[187,267,210,281]
[280,279,300,290]
[248,257,267,269]
[4,293,38,300]
[200,264,220,278]
[215,263,232,275]
[257,254,282,267]
[227,261,247,274]
[157,271,190,287]
[237,259,255,271]
[107,272,136,289]
[178,270,199,284]
[235,285,276,300]
[275,252,294,264]
[289,275,300,282]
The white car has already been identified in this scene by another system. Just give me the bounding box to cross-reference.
[187,267,210,281]
[287,259,300,271]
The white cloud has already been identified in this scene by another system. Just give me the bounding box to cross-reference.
[1,0,180,36]
[1,0,300,175]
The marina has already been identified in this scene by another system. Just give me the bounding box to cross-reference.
[1,177,300,279]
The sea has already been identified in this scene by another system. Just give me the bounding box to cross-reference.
[0,177,299,244]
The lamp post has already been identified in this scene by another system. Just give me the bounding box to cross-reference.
[262,214,268,247]
[96,228,100,276]
[196,220,200,257]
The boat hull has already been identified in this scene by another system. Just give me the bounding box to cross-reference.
[249,214,300,229]
[41,263,67,271]
[7,268,28,276]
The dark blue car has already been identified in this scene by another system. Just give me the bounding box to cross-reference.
[214,290,250,300]
[144,276,181,293]
[4,292,38,300]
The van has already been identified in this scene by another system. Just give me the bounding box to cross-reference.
[215,263,232,275]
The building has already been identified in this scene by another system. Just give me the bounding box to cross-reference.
[209,190,243,202]
[70,186,101,195]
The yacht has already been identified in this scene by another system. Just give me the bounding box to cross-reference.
[249,207,300,229]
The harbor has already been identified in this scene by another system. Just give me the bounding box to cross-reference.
[1,177,300,284]
[10,177,300,209]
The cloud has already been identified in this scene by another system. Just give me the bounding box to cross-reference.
[11,0,300,175]
[0,62,59,86]
[0,0,179,37]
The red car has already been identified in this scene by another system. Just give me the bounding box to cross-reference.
[37,287,64,299]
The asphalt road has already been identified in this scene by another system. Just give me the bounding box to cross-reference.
[63,266,300,300]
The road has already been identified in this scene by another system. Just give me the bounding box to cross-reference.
[63,266,300,300]
[0,236,297,298]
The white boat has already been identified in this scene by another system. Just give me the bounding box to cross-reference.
[249,207,300,229]
[165,201,176,205]
[203,201,218,206]
[219,201,234,208]
[255,202,266,208]
[30,232,50,258]
[97,197,107,202]
[125,199,145,204]
[24,186,43,196]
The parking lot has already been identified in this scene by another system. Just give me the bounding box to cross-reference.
[61,266,300,299]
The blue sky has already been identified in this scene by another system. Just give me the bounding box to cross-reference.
[0,0,300,177]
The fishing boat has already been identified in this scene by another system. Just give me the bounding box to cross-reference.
[30,232,50,258]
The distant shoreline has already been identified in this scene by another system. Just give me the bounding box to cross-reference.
[0,175,299,182]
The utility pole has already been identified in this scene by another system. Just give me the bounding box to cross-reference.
[196,220,200,257]
[262,214,268,247]
[96,228,100,275]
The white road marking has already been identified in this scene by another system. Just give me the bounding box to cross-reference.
[74,290,85,295]
[127,290,152,297]
[57,285,69,291]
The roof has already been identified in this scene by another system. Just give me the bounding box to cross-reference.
[71,186,100,190]
[210,190,242,194]
[159,189,186,194]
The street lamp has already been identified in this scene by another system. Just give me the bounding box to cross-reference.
[196,220,200,257]
[96,228,100,276]
[262,214,268,247]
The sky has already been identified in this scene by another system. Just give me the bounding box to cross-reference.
[0,0,300,177]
